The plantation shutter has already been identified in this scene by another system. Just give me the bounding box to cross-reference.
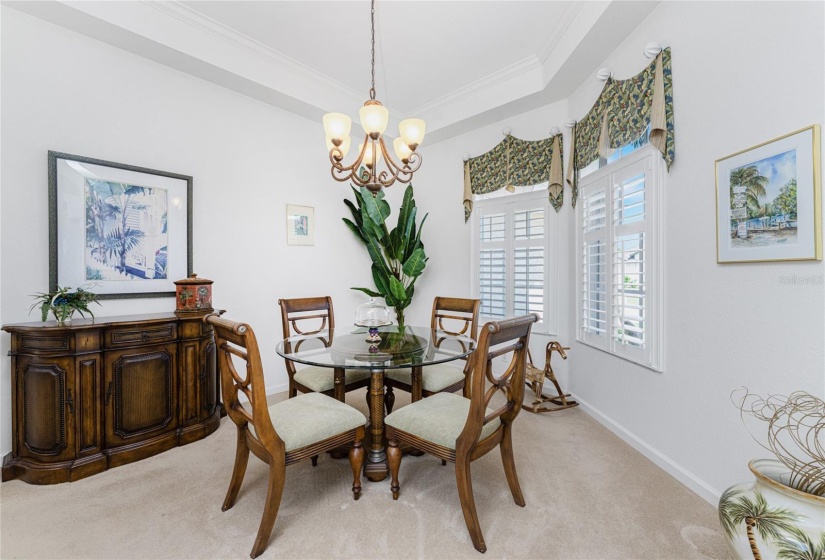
[581,181,607,343]
[611,161,648,361]
[513,208,545,320]
[478,212,507,318]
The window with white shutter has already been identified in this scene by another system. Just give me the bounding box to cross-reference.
[472,190,557,333]
[576,144,663,370]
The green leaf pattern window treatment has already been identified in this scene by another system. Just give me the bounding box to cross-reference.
[463,133,564,222]
[566,48,674,206]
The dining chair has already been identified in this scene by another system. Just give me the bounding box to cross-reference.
[385,313,538,553]
[279,296,370,401]
[384,296,480,412]
[206,314,366,559]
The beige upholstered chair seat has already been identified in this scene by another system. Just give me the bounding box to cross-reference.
[250,393,367,452]
[385,364,465,393]
[294,366,370,393]
[384,393,500,450]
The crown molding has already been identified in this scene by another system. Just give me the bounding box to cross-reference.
[142,1,369,109]
[407,55,542,118]
[536,2,587,63]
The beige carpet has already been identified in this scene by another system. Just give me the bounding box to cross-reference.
[0,390,730,560]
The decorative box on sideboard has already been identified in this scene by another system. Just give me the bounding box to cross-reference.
[2,312,223,485]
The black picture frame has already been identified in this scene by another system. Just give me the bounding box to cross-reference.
[48,151,193,299]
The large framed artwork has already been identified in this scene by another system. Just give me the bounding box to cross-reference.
[48,151,193,299]
[286,204,315,246]
[715,125,822,263]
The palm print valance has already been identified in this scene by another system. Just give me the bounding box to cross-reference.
[566,48,674,206]
[463,133,564,222]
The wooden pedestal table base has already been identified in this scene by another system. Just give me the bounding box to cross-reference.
[365,367,389,481]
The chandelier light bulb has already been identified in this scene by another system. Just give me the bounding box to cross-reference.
[393,137,412,163]
[359,101,389,138]
[359,141,383,168]
[326,135,351,160]
[399,118,426,150]
[323,113,352,140]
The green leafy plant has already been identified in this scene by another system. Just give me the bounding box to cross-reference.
[30,285,101,324]
[343,184,428,328]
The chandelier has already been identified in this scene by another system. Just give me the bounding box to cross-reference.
[322,0,425,195]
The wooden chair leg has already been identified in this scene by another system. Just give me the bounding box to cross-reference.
[249,461,286,559]
[387,439,402,500]
[349,440,364,500]
[288,380,297,399]
[222,425,251,512]
[384,385,395,414]
[310,455,319,467]
[500,427,525,507]
[455,455,486,553]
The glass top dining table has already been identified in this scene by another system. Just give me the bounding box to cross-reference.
[276,325,475,482]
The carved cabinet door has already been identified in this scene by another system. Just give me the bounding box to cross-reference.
[14,356,76,463]
[103,343,178,448]
[200,338,218,421]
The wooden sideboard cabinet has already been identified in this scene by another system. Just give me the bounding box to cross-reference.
[2,312,222,484]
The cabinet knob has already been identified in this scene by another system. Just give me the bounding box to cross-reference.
[66,389,75,414]
[105,381,114,405]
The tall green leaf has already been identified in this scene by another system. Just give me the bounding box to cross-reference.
[371,264,391,297]
[405,213,428,261]
[352,287,382,298]
[389,276,408,303]
[342,218,366,243]
[399,206,417,259]
[402,247,427,278]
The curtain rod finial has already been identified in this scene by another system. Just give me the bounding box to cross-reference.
[502,126,512,136]
[462,153,471,162]
[644,42,664,59]
[565,120,577,129]
[549,126,561,136]
[596,68,612,82]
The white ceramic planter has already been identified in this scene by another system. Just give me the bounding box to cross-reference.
[719,459,825,560]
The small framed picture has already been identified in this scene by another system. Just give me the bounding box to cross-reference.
[715,125,821,263]
[286,204,315,246]
[49,151,193,299]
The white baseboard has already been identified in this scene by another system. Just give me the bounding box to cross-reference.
[266,382,289,397]
[574,394,720,506]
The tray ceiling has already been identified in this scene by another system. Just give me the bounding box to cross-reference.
[5,0,659,143]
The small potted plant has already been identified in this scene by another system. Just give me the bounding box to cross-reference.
[30,285,101,325]
[718,389,825,559]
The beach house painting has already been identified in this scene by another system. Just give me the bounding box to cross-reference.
[85,179,169,281]
[716,125,820,263]
[728,149,797,248]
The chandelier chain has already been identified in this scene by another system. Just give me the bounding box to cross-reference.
[370,0,376,100]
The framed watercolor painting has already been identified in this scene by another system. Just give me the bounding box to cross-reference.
[715,125,822,263]
[48,151,193,299]
[286,204,315,246]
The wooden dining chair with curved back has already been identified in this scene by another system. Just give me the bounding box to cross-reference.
[206,314,366,559]
[385,313,538,553]
[384,297,480,412]
[279,296,370,402]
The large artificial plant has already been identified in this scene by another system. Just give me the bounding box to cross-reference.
[343,184,428,328]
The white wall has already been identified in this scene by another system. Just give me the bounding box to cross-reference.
[563,0,825,503]
[0,8,451,456]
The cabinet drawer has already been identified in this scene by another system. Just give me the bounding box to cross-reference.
[105,324,178,348]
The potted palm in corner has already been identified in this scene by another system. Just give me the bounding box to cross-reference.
[718,389,825,560]
[342,184,428,329]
